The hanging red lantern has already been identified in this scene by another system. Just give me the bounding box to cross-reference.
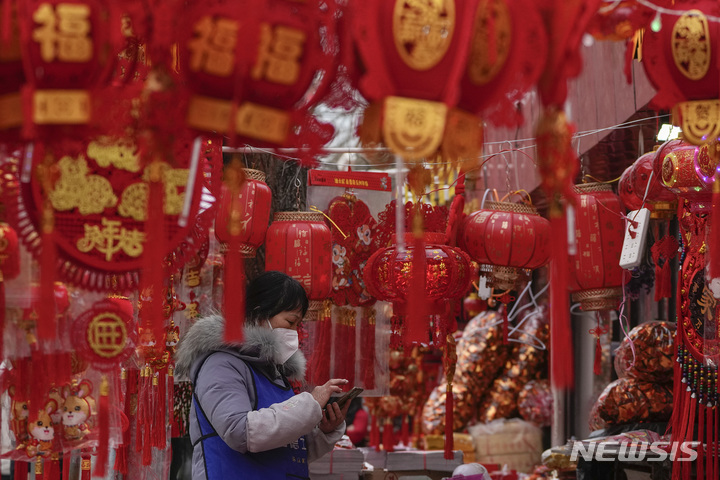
[569,183,626,311]
[0,222,20,281]
[586,1,659,41]
[17,0,124,139]
[618,150,677,217]
[651,138,716,201]
[265,211,332,319]
[178,0,338,155]
[215,168,272,257]
[457,201,551,291]
[363,232,472,335]
[640,2,720,144]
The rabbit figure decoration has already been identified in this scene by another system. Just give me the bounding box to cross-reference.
[61,380,94,441]
[25,399,58,458]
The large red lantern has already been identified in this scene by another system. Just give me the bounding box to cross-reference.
[265,211,332,318]
[178,0,337,151]
[17,0,123,137]
[641,2,720,144]
[215,168,272,257]
[457,201,551,290]
[363,232,472,338]
[569,183,625,311]
[618,150,677,217]
[652,138,716,202]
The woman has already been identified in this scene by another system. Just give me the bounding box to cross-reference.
[176,271,350,480]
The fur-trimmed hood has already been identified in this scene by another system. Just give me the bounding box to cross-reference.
[175,314,306,383]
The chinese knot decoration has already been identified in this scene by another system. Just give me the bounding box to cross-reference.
[569,183,625,311]
[265,211,332,319]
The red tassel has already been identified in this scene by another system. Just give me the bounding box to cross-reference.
[153,371,167,448]
[405,230,428,345]
[445,383,454,460]
[549,214,574,389]
[38,209,57,341]
[369,414,380,450]
[361,309,376,390]
[501,304,509,345]
[140,162,167,344]
[143,371,154,465]
[223,161,246,343]
[698,403,705,480]
[79,456,90,480]
[169,366,178,438]
[14,461,28,480]
[682,397,697,480]
[382,419,394,453]
[136,368,147,454]
[593,337,602,376]
[400,415,410,447]
[113,446,127,475]
[93,376,110,478]
[346,312,356,386]
[710,178,720,279]
[42,457,59,480]
[310,303,332,386]
[62,454,70,480]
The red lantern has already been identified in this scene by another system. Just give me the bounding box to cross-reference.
[641,2,720,144]
[618,150,677,217]
[587,1,659,41]
[458,201,551,290]
[0,222,20,281]
[651,138,716,201]
[265,211,332,318]
[569,183,626,311]
[363,232,472,327]
[179,0,337,151]
[17,0,123,137]
[215,168,272,257]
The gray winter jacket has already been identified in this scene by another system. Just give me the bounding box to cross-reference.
[175,314,344,480]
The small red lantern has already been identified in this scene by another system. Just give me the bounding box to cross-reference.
[652,138,716,201]
[618,150,677,217]
[363,232,472,335]
[215,168,272,257]
[265,211,332,318]
[457,201,551,290]
[17,0,123,137]
[569,183,626,311]
[641,2,720,144]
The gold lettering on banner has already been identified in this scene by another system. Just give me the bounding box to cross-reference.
[187,95,232,132]
[393,0,455,70]
[187,16,239,77]
[33,90,90,124]
[383,96,447,159]
[0,93,22,130]
[251,23,306,85]
[49,156,118,215]
[467,0,511,85]
[87,312,127,358]
[77,218,145,261]
[672,10,710,81]
[32,3,93,62]
[87,141,140,172]
[236,103,290,144]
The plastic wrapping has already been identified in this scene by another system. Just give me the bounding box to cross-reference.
[517,379,553,428]
[469,418,543,474]
[613,321,675,382]
[477,307,549,423]
[591,378,673,427]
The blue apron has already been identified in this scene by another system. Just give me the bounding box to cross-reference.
[193,356,309,480]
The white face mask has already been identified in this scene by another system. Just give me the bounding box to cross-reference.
[267,320,299,365]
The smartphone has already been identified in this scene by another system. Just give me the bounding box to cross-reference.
[325,387,364,412]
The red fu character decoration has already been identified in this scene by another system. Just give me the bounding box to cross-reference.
[265,211,332,320]
[179,0,338,161]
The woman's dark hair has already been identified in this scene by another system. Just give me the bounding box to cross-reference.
[245,271,309,325]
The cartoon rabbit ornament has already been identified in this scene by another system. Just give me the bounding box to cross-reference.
[25,399,58,458]
[61,380,94,441]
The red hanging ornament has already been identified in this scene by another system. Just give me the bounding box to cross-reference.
[618,150,677,217]
[265,211,332,320]
[569,183,626,312]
